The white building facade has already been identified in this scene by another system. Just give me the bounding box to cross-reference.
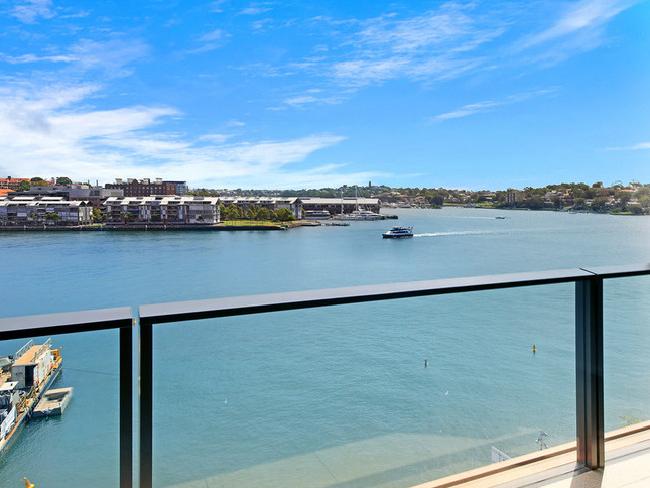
[103,196,221,224]
[0,197,92,225]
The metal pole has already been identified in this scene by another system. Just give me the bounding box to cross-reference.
[575,277,605,469]
[120,323,133,488]
[140,320,153,488]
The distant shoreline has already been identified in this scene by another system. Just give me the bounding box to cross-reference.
[391,204,648,216]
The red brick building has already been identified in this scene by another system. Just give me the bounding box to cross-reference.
[0,177,30,190]
[105,178,188,197]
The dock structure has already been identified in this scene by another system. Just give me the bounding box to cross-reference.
[33,387,73,418]
[0,340,63,452]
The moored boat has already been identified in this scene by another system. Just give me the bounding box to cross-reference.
[0,339,63,453]
[303,210,331,220]
[335,209,383,221]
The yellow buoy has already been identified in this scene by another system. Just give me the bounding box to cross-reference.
[24,478,35,488]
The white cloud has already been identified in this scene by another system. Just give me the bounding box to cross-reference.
[67,38,150,75]
[332,57,411,87]
[261,1,638,108]
[198,133,233,144]
[274,89,343,109]
[240,4,272,15]
[0,38,149,77]
[209,1,226,14]
[606,142,650,151]
[433,89,557,121]
[519,0,635,49]
[11,0,54,23]
[280,3,505,95]
[183,29,230,54]
[0,82,369,188]
[434,100,502,121]
[226,119,246,128]
[0,53,78,64]
[200,29,225,42]
[513,0,638,65]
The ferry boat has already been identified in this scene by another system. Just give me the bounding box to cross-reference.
[382,226,414,238]
[0,339,62,454]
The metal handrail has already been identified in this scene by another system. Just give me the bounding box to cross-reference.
[138,265,650,323]
[0,263,648,488]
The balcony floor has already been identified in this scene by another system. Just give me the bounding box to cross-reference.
[416,426,650,488]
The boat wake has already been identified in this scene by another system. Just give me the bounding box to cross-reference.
[414,230,502,238]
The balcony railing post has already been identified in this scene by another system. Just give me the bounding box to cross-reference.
[120,320,134,488]
[575,277,605,469]
[140,319,154,488]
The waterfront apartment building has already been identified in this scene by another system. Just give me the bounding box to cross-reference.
[102,196,377,222]
[10,186,124,208]
[104,196,220,224]
[0,196,92,225]
[105,178,188,197]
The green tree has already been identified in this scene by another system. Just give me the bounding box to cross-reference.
[573,198,586,210]
[244,206,259,220]
[273,208,295,221]
[617,193,631,211]
[636,187,650,210]
[257,207,272,221]
[30,177,49,187]
[222,204,241,220]
[45,212,60,224]
[56,176,73,186]
[92,207,105,223]
[18,180,30,191]
[591,196,609,213]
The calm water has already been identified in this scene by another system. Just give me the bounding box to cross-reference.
[0,208,649,487]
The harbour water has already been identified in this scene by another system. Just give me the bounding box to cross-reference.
[0,208,649,487]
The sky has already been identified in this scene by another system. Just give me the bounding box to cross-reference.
[0,0,648,190]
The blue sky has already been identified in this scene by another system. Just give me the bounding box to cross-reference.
[0,0,648,189]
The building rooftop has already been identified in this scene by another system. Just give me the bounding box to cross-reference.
[13,345,48,366]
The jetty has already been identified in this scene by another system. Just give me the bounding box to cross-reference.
[33,387,73,418]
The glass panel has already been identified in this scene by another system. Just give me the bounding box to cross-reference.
[153,284,574,488]
[0,330,119,487]
[604,276,650,441]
